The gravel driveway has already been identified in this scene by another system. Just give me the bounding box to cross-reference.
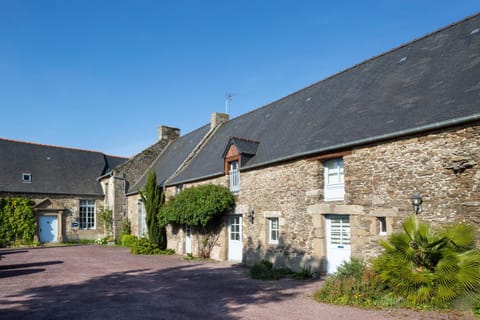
[0,245,473,319]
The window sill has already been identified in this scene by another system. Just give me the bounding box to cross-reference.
[324,198,345,202]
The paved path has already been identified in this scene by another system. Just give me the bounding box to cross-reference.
[0,245,472,319]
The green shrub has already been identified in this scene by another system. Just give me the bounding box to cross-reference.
[159,184,234,227]
[335,257,365,279]
[249,260,292,280]
[121,219,131,235]
[295,266,313,279]
[130,238,175,255]
[159,184,234,258]
[474,300,480,317]
[0,198,36,247]
[121,234,138,248]
[313,259,391,308]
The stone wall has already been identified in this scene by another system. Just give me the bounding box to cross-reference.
[126,193,142,238]
[238,160,322,271]
[110,128,179,240]
[0,192,106,242]
[344,123,480,256]
[134,122,479,273]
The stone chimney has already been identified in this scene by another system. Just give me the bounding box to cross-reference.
[158,125,180,142]
[210,112,229,129]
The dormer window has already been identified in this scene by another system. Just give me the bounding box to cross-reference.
[222,137,260,195]
[22,173,32,183]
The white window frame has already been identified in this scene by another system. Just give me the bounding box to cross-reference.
[378,217,387,236]
[137,200,147,237]
[229,160,240,194]
[268,217,279,244]
[324,158,345,201]
[175,184,183,195]
[79,200,96,230]
[22,173,32,183]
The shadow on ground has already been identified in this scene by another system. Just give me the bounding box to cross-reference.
[0,261,315,320]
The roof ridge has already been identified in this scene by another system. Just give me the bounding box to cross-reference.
[0,137,127,159]
[230,136,260,144]
[127,139,175,193]
[164,123,223,186]
[225,12,480,124]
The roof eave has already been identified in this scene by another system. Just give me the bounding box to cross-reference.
[241,114,480,171]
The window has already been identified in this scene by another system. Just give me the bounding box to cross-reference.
[175,184,183,195]
[268,218,279,244]
[324,159,345,201]
[79,200,95,229]
[22,173,32,183]
[229,160,240,194]
[137,200,147,237]
[329,215,350,245]
[230,215,241,241]
[378,217,387,235]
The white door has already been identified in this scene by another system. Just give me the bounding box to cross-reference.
[39,216,58,243]
[326,215,351,274]
[185,225,192,255]
[228,215,243,261]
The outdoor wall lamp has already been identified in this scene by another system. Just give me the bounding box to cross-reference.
[248,210,255,224]
[411,194,423,214]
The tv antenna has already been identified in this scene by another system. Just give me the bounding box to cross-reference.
[225,93,235,114]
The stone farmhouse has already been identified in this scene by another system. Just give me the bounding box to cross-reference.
[1,14,479,273]
[0,139,127,242]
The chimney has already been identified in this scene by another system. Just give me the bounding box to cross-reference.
[210,112,229,129]
[158,125,180,142]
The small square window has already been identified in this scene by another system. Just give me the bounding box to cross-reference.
[378,217,387,235]
[175,184,183,195]
[22,173,32,183]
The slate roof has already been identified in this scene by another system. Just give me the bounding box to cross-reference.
[128,124,211,194]
[0,138,127,196]
[168,13,480,185]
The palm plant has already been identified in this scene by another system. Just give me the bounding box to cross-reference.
[373,215,480,307]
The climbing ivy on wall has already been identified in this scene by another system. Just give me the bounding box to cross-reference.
[0,197,36,247]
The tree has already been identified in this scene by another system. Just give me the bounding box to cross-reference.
[159,184,234,258]
[140,171,166,249]
[0,198,36,247]
[373,215,480,307]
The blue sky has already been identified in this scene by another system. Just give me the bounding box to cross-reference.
[1,1,479,157]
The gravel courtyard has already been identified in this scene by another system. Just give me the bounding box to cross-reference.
[0,245,472,319]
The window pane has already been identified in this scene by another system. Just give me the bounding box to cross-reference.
[269,218,279,243]
[79,200,95,229]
